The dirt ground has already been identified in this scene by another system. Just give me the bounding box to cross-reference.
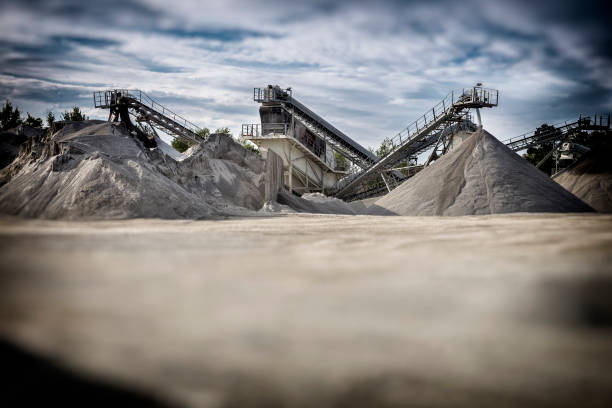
[1,213,612,407]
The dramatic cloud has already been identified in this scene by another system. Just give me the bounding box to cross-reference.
[0,0,610,147]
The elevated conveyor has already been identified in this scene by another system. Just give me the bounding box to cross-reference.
[254,86,379,170]
[94,89,204,144]
[332,86,498,198]
[503,114,610,152]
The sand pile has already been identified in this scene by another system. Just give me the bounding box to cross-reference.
[554,149,612,213]
[0,120,267,219]
[277,190,357,215]
[369,130,593,216]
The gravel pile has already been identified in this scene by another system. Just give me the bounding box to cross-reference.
[554,149,612,213]
[369,130,593,215]
[0,121,267,219]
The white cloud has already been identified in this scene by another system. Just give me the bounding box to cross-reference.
[0,0,609,147]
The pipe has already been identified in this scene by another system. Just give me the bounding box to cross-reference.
[475,108,482,129]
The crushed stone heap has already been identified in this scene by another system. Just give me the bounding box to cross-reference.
[369,130,593,216]
[0,120,267,219]
[554,149,612,213]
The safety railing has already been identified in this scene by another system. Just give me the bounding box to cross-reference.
[503,114,610,152]
[94,89,203,135]
[241,123,260,137]
[253,86,290,103]
[379,87,496,158]
[242,122,337,168]
[333,87,496,196]
[241,123,289,137]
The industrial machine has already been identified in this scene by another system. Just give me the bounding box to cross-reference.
[243,84,498,199]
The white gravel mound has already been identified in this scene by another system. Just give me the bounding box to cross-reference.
[0,121,267,219]
[554,149,612,213]
[369,130,593,216]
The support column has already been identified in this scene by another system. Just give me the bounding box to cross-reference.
[381,172,392,193]
[475,108,482,129]
[288,145,293,193]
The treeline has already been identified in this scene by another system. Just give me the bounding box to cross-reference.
[1,100,88,131]
[1,99,259,155]
[170,126,260,155]
[523,123,610,175]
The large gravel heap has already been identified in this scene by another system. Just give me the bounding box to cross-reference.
[0,120,267,219]
[369,130,593,215]
[554,149,612,213]
[0,122,597,219]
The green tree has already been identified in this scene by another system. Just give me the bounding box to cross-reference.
[1,100,22,130]
[46,111,55,127]
[170,127,209,153]
[572,129,611,151]
[236,135,260,155]
[24,113,43,128]
[375,137,394,158]
[171,138,190,153]
[63,106,88,121]
[196,127,210,140]
[214,127,232,136]
[523,124,560,175]
[334,151,348,170]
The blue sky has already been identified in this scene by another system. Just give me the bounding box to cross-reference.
[0,0,610,148]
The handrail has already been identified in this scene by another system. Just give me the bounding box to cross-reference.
[381,87,497,157]
[332,86,497,196]
[254,85,378,163]
[94,89,203,135]
[502,113,610,146]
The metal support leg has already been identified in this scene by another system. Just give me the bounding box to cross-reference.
[475,108,482,129]
[288,145,293,193]
[381,173,392,193]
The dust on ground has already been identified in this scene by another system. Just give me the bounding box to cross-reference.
[1,213,611,407]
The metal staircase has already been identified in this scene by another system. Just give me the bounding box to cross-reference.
[93,89,204,144]
[332,86,498,198]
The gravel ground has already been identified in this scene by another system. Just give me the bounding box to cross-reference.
[1,213,612,407]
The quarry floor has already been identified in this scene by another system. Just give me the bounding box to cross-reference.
[1,213,612,407]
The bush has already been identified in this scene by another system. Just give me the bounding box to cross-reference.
[1,100,22,130]
[24,113,43,128]
[63,106,88,121]
[46,112,55,127]
[237,135,260,155]
[171,138,190,153]
[215,127,231,136]
[196,128,210,140]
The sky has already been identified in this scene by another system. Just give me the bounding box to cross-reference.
[0,0,610,149]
